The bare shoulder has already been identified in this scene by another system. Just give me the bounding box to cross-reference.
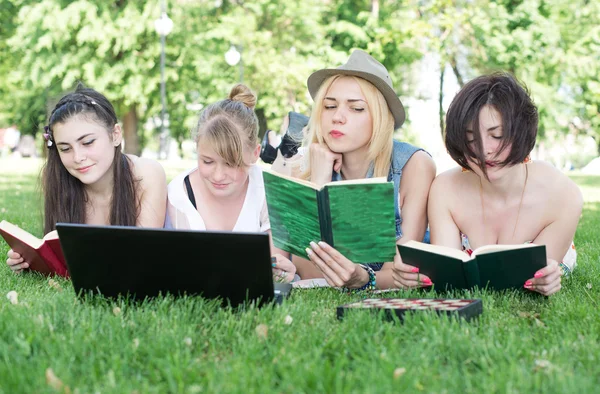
[126,155,166,181]
[431,166,465,191]
[405,150,436,173]
[530,161,583,207]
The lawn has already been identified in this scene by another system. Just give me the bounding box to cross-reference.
[0,158,599,394]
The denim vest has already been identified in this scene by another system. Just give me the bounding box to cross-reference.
[331,140,430,270]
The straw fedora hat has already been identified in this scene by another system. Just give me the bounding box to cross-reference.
[307,49,405,129]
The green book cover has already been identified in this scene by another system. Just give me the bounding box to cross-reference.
[397,241,547,291]
[263,169,397,263]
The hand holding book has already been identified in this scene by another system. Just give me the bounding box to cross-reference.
[6,249,29,273]
[391,252,433,289]
[524,258,562,296]
[397,240,547,291]
[306,241,371,289]
[0,221,67,277]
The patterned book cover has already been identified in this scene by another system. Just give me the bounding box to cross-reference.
[263,170,397,263]
[327,182,396,262]
[263,171,321,259]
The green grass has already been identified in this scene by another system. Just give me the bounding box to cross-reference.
[1,157,600,393]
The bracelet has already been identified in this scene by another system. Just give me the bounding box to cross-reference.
[343,264,376,292]
[559,262,571,277]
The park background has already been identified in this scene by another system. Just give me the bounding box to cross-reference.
[1,1,600,393]
[0,0,599,173]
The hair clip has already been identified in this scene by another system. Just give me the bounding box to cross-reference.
[90,100,97,105]
[42,129,53,147]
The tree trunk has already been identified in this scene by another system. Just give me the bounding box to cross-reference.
[449,55,465,87]
[122,105,140,155]
[439,63,445,138]
[256,107,268,141]
[371,0,379,19]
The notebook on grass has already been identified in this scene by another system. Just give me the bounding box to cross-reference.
[56,223,287,307]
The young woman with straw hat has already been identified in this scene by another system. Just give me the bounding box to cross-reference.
[275,50,436,290]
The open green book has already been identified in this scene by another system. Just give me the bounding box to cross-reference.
[397,241,547,291]
[263,169,397,263]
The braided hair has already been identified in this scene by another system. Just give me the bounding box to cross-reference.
[41,84,139,233]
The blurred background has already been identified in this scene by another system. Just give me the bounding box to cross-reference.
[0,0,598,174]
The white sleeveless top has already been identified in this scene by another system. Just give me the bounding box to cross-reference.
[165,164,270,232]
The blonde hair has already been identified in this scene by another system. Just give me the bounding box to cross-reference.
[300,75,394,179]
[193,84,258,167]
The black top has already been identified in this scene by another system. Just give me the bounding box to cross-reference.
[184,175,197,209]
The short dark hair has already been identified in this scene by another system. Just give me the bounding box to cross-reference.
[445,72,538,175]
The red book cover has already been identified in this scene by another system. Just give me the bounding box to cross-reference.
[0,220,69,277]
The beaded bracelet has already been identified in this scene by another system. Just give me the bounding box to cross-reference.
[342,264,376,292]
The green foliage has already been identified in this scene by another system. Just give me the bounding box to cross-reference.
[0,0,597,154]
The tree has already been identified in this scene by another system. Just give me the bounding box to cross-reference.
[5,0,167,154]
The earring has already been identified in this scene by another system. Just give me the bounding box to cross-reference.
[523,155,531,164]
[461,167,469,173]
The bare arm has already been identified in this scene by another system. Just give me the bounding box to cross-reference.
[532,177,583,261]
[134,158,167,228]
[379,151,436,289]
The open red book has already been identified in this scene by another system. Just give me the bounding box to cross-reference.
[0,220,68,277]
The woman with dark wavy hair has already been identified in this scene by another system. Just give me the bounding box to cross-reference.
[427,73,582,296]
[6,84,167,273]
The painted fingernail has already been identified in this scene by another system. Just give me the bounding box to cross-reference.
[422,278,432,285]
[318,241,326,248]
[305,247,312,256]
[534,272,543,278]
[524,284,532,289]
[525,280,533,286]
[272,263,277,268]
[310,241,318,249]
[271,257,276,263]
[411,267,419,273]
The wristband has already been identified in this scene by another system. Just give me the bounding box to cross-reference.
[343,264,376,292]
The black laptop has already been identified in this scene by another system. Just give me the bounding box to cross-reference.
[56,223,290,307]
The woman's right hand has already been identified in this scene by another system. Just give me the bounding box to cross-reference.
[391,252,432,288]
[6,250,29,273]
[309,143,342,187]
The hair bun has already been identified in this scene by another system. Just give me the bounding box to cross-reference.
[229,84,257,109]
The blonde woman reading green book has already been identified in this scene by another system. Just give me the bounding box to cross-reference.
[271,50,436,290]
[426,73,582,296]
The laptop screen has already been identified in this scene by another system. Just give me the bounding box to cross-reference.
[56,223,275,307]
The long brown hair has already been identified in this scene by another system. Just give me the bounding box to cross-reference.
[42,84,139,234]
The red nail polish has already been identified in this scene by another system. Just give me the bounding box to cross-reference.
[534,272,543,278]
[411,267,419,273]
[422,278,432,285]
[525,280,532,286]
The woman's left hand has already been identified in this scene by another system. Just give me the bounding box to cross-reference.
[524,258,562,296]
[272,254,296,283]
[306,241,369,288]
